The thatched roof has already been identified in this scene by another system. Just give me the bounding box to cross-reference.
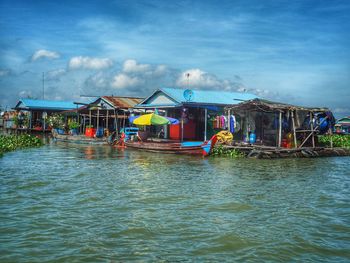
[226,98,330,113]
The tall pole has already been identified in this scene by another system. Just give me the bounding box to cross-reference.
[204,108,207,141]
[42,72,45,100]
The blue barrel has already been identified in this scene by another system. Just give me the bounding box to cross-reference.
[249,133,256,144]
[95,127,104,138]
[319,118,328,131]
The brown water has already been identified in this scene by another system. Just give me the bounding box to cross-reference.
[0,142,349,262]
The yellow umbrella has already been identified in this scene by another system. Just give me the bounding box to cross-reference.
[133,113,171,126]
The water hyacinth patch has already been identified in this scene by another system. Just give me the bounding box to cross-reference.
[0,134,43,156]
[318,135,350,148]
[212,145,245,158]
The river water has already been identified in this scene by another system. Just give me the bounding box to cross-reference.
[0,142,349,262]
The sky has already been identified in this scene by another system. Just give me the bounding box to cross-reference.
[0,0,349,117]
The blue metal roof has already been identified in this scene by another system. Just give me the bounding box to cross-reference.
[137,88,258,108]
[14,99,77,111]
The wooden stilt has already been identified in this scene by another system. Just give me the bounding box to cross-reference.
[114,109,118,137]
[106,109,109,133]
[291,110,297,148]
[310,112,315,148]
[97,108,99,131]
[278,111,282,148]
[227,109,231,132]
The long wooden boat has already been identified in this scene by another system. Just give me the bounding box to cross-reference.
[52,131,109,145]
[124,135,217,156]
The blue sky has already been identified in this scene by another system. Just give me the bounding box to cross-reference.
[0,0,349,117]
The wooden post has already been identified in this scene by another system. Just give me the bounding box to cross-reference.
[164,109,168,139]
[114,109,118,137]
[123,111,126,129]
[204,108,207,141]
[278,111,282,148]
[180,108,184,142]
[310,112,315,148]
[291,110,297,148]
[106,109,109,133]
[97,108,100,131]
[227,109,231,132]
[83,115,85,134]
[29,110,32,129]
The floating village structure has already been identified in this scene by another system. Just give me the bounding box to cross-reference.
[4,89,348,158]
[4,99,76,132]
[224,98,345,158]
[73,96,143,137]
[134,88,257,141]
[334,116,350,134]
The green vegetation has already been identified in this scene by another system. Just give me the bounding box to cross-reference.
[318,134,350,148]
[46,113,64,128]
[68,120,80,129]
[0,134,43,157]
[212,145,245,158]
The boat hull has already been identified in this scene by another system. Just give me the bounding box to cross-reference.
[52,133,108,145]
[125,141,205,155]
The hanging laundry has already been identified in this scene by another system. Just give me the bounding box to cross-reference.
[230,115,235,133]
[222,116,227,129]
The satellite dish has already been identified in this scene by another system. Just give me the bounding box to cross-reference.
[183,89,194,102]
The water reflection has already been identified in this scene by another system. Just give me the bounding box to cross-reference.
[0,144,349,262]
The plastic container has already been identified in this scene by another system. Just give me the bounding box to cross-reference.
[85,127,96,137]
[95,127,104,138]
[249,133,256,144]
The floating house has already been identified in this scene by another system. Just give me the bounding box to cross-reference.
[225,98,335,148]
[134,88,258,141]
[335,116,350,134]
[9,99,76,131]
[76,96,143,137]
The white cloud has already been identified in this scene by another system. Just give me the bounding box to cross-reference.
[111,73,142,89]
[31,49,60,61]
[177,69,221,88]
[122,59,151,73]
[45,69,66,81]
[176,69,229,89]
[85,72,109,89]
[68,56,113,70]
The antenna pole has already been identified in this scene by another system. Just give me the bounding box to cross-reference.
[42,72,45,100]
[186,73,190,88]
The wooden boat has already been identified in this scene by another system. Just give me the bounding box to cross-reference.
[52,130,109,145]
[124,135,217,156]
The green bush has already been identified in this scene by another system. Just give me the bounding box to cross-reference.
[46,113,64,128]
[0,134,43,156]
[68,121,80,129]
[318,134,350,148]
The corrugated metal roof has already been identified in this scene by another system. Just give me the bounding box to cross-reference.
[102,96,143,108]
[14,99,77,111]
[162,88,257,104]
[138,88,258,107]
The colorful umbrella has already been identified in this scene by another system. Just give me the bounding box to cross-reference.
[132,113,171,126]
